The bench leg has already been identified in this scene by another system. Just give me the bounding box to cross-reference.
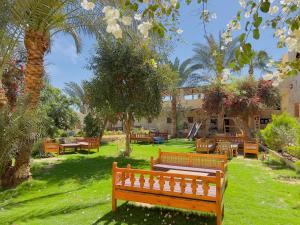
[112,198,117,212]
[216,212,222,225]
[222,204,224,218]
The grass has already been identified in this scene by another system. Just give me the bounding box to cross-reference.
[0,139,299,225]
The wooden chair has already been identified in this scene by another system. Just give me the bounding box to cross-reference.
[130,133,154,144]
[43,142,60,155]
[244,141,259,159]
[80,137,100,153]
[216,142,233,159]
[195,138,215,154]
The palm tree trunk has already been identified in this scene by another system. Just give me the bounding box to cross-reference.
[171,93,177,138]
[248,63,254,78]
[1,142,34,187]
[124,113,132,157]
[24,30,49,106]
[1,30,49,187]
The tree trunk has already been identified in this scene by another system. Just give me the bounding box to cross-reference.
[171,94,177,138]
[24,30,49,106]
[248,64,254,78]
[1,30,49,188]
[124,113,132,157]
[98,117,108,143]
[1,143,33,187]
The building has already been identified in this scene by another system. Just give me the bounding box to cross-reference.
[279,51,300,120]
[110,86,279,137]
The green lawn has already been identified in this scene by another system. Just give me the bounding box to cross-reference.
[0,139,299,225]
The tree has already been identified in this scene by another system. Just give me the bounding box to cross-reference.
[192,34,239,132]
[88,38,164,156]
[248,50,271,77]
[167,58,203,137]
[224,77,280,137]
[2,0,86,186]
[64,81,88,114]
[191,34,239,80]
[39,85,79,138]
[84,80,117,142]
[0,99,43,187]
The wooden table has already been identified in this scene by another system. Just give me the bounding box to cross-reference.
[59,143,81,154]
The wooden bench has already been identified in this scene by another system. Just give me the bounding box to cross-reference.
[44,142,60,154]
[78,137,100,153]
[213,135,246,144]
[112,162,225,225]
[151,150,228,186]
[244,141,259,159]
[150,131,169,141]
[195,138,216,154]
[130,133,154,144]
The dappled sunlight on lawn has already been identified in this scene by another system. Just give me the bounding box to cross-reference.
[0,140,299,225]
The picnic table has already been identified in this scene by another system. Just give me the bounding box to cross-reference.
[59,143,81,154]
[59,141,91,154]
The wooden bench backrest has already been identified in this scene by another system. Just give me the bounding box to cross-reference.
[44,142,59,153]
[195,138,215,153]
[157,151,227,171]
[130,133,153,139]
[244,142,259,151]
[112,162,222,202]
[216,142,231,153]
[214,136,246,143]
[84,137,100,148]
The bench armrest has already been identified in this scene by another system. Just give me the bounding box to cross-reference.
[150,157,159,169]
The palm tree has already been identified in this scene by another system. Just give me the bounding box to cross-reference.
[191,34,239,133]
[2,0,103,186]
[168,58,204,137]
[248,50,271,77]
[191,34,239,80]
[64,81,88,114]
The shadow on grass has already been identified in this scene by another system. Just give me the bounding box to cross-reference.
[93,202,215,225]
[0,186,85,209]
[263,158,288,170]
[1,200,109,224]
[32,155,148,186]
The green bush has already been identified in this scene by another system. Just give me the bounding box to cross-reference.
[295,161,300,174]
[287,146,300,159]
[83,113,100,137]
[104,130,124,135]
[260,112,300,151]
[31,139,44,158]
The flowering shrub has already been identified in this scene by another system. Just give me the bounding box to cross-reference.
[202,82,228,114]
[224,78,280,116]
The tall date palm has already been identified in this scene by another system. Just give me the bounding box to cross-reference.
[0,0,104,187]
[192,34,239,80]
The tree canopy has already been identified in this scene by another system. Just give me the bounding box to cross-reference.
[88,38,165,155]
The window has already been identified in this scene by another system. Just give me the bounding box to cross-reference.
[167,117,172,123]
[148,119,152,123]
[260,118,270,125]
[187,117,194,123]
[184,94,199,100]
[296,52,300,60]
[294,103,299,117]
[162,96,172,102]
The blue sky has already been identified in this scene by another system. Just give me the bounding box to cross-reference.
[46,0,287,89]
